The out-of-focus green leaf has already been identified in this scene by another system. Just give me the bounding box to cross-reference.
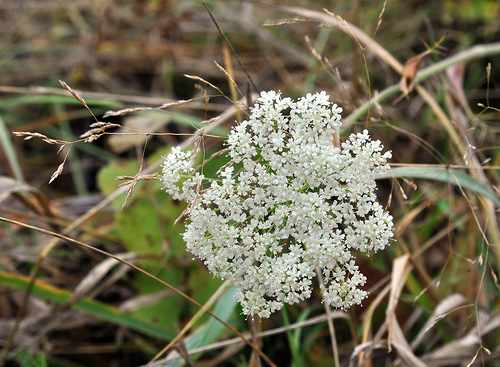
[163,285,238,367]
[0,270,175,340]
[107,110,226,153]
[0,94,120,109]
[188,266,225,318]
[13,350,47,367]
[188,285,237,347]
[130,269,184,335]
[115,199,164,256]
[97,159,138,208]
[108,111,175,153]
[378,166,500,206]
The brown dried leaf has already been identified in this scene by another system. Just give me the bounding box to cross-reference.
[71,257,123,300]
[411,293,467,349]
[386,253,411,351]
[420,310,500,365]
[390,313,427,367]
[119,289,175,312]
[394,50,432,104]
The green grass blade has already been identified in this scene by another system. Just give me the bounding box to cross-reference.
[0,95,120,110]
[0,116,24,182]
[378,166,500,206]
[0,270,175,341]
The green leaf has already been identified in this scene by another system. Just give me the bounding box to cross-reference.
[115,199,164,255]
[378,166,500,206]
[188,266,225,317]
[0,94,119,110]
[0,270,175,340]
[163,285,238,367]
[130,269,184,335]
[97,159,138,208]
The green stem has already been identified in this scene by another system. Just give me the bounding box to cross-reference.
[343,42,500,128]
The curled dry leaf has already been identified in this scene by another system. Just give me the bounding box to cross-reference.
[393,50,432,104]
[386,254,411,351]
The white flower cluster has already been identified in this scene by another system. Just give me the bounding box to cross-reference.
[161,91,393,318]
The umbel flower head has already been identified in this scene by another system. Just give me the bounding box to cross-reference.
[161,91,393,318]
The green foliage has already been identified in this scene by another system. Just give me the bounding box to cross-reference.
[13,350,47,367]
[1,0,500,365]
[130,269,184,335]
[379,166,500,206]
[97,159,138,208]
[0,270,175,340]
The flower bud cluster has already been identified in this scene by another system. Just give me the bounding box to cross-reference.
[161,91,393,318]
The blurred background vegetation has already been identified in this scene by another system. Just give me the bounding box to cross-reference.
[0,0,499,366]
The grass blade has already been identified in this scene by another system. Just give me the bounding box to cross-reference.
[378,166,500,206]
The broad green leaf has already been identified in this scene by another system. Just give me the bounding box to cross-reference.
[130,269,184,335]
[115,199,164,255]
[97,159,137,208]
[378,166,500,206]
[188,266,225,317]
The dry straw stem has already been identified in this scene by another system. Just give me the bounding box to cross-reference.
[102,95,219,118]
